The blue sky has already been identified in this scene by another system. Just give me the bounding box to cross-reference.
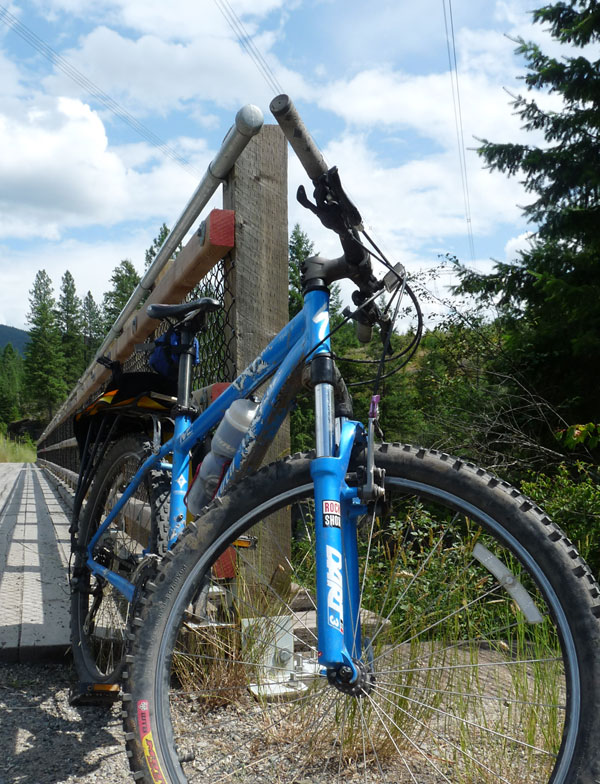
[0,0,565,329]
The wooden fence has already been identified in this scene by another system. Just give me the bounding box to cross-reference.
[37,118,289,492]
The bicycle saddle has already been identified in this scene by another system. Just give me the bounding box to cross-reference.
[147,297,220,321]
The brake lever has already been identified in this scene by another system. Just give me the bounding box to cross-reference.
[297,184,349,235]
[296,166,363,236]
[315,167,363,229]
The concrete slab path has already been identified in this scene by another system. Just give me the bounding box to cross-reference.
[0,463,71,662]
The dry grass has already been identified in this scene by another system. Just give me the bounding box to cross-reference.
[0,432,36,462]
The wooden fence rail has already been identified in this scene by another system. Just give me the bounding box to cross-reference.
[38,116,289,495]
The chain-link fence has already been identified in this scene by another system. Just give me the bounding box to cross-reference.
[37,257,237,488]
[37,123,288,500]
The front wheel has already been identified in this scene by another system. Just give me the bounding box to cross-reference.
[122,445,600,783]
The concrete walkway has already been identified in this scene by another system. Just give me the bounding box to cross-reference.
[0,463,71,662]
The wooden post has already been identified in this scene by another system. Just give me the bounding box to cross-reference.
[223,124,291,600]
[223,124,289,462]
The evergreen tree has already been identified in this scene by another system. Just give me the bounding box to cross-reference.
[102,259,141,331]
[81,290,104,366]
[455,0,600,422]
[57,270,85,387]
[25,270,66,420]
[289,224,313,319]
[289,225,317,451]
[0,344,24,423]
[144,223,173,269]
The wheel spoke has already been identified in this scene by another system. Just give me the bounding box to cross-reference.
[372,681,557,757]
[123,447,590,784]
[367,686,515,784]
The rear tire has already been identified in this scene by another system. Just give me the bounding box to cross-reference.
[123,445,600,783]
[71,434,170,683]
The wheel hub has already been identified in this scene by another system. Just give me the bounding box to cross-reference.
[328,658,375,697]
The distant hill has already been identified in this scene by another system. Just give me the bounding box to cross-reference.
[0,324,30,355]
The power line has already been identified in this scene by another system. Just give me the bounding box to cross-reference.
[442,0,476,262]
[0,3,202,179]
[213,0,284,96]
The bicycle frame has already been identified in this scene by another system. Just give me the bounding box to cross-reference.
[86,287,368,671]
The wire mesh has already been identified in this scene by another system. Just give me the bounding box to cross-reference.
[40,257,237,475]
[122,258,236,388]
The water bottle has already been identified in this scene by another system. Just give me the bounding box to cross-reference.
[186,398,259,516]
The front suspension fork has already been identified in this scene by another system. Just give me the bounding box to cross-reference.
[311,382,369,677]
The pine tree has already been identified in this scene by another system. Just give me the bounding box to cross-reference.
[144,223,172,269]
[81,291,104,366]
[289,224,314,319]
[25,271,66,420]
[455,0,600,422]
[0,344,24,423]
[57,270,85,387]
[102,260,141,331]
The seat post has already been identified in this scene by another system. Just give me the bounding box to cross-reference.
[176,327,195,412]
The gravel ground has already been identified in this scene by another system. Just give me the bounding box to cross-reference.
[0,661,132,784]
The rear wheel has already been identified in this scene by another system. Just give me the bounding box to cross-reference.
[71,434,169,683]
[123,445,600,783]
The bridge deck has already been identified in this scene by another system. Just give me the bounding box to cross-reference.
[0,463,71,661]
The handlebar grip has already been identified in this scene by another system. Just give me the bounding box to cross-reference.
[270,94,328,183]
[356,321,373,345]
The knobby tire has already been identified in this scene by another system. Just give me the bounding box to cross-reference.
[122,444,600,783]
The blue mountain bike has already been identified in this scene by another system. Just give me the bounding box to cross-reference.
[74,96,600,784]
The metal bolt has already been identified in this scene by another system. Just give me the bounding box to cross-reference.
[338,665,353,682]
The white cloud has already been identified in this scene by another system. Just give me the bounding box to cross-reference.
[41,21,310,120]
[318,62,540,153]
[0,94,217,239]
[114,0,287,41]
[0,96,123,238]
[34,0,287,38]
[504,231,534,263]
[288,131,527,259]
[0,47,24,98]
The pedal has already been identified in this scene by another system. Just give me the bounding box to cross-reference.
[233,535,257,549]
[69,682,121,706]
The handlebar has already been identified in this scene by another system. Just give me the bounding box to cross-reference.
[271,94,381,299]
[270,94,328,183]
[271,94,416,359]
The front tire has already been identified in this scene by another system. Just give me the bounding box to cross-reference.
[123,445,600,783]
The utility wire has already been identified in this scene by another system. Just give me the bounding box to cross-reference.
[0,3,202,179]
[213,0,284,96]
[0,2,284,175]
[442,0,476,262]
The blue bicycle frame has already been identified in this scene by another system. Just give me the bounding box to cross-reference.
[86,287,368,673]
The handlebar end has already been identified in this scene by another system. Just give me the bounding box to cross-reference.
[269,94,328,182]
[269,94,292,118]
